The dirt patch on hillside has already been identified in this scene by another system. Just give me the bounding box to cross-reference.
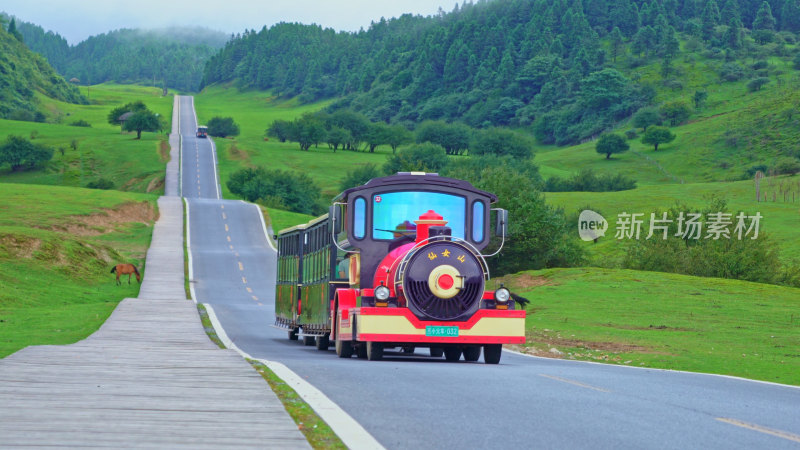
[55,201,156,236]
[146,176,164,193]
[0,234,42,258]
[159,140,170,163]
[496,273,554,291]
[228,144,251,163]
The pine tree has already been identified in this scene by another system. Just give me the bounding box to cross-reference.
[609,26,625,62]
[701,0,721,41]
[754,1,776,30]
[720,0,741,24]
[781,0,800,32]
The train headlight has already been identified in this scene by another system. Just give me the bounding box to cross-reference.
[374,285,391,301]
[494,287,511,303]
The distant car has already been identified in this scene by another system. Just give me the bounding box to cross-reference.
[196,126,208,138]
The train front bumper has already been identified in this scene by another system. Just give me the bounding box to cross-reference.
[352,307,526,344]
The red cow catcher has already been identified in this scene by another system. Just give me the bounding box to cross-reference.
[274,173,525,364]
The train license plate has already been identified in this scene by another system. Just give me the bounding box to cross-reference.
[425,326,459,337]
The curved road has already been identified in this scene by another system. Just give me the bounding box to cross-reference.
[179,96,800,449]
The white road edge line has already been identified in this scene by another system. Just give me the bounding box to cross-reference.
[203,303,385,450]
[252,202,277,251]
[504,348,800,391]
[184,197,197,303]
[182,99,382,449]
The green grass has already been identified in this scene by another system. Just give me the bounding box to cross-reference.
[544,174,800,266]
[0,83,173,193]
[502,267,800,385]
[195,85,393,198]
[0,182,157,357]
[265,207,316,234]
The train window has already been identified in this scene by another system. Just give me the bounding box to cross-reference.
[354,197,366,239]
[472,201,485,242]
[372,191,466,240]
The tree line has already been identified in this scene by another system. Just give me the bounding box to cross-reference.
[201,0,800,146]
[12,19,227,92]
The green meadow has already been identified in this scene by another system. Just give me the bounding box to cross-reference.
[0,183,157,357]
[195,85,392,198]
[501,268,800,385]
[0,83,173,193]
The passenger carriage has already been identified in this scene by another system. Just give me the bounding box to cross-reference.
[274,172,525,364]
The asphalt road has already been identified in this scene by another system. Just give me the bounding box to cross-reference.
[180,96,800,449]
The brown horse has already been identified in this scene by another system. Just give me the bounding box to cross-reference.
[111,264,141,285]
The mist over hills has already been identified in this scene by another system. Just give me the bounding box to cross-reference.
[3,13,228,92]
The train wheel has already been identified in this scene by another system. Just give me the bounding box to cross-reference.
[367,342,384,361]
[357,343,367,359]
[483,344,502,364]
[444,347,462,362]
[402,346,416,354]
[315,335,329,351]
[335,338,353,358]
[463,346,481,362]
[430,347,444,358]
[288,328,299,341]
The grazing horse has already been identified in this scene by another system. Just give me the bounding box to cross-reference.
[111,264,140,285]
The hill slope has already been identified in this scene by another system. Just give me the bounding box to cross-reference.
[0,20,85,118]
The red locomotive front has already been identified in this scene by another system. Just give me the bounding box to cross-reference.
[274,173,525,364]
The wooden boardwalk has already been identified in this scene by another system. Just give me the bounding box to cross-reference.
[0,98,310,448]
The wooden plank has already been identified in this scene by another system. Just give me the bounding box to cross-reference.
[0,194,310,448]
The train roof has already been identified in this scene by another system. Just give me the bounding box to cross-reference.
[334,172,498,203]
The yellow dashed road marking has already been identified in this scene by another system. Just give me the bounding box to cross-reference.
[242,276,247,284]
[227,236,231,242]
[252,296,259,301]
[222,212,227,219]
[717,418,800,443]
[238,262,244,271]
[246,287,253,293]
[225,224,229,232]
[538,374,610,393]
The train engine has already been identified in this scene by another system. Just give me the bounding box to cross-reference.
[274,173,526,364]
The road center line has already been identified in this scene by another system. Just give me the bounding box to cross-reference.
[225,224,229,232]
[238,262,244,271]
[242,276,247,284]
[227,236,231,242]
[222,212,227,220]
[717,418,800,443]
[538,374,610,393]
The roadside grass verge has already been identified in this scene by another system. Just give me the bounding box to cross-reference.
[545,175,800,266]
[502,267,800,385]
[265,207,316,234]
[0,183,157,357]
[0,83,173,193]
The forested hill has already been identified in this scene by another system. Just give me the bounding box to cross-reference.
[0,18,85,120]
[11,17,228,92]
[202,0,800,145]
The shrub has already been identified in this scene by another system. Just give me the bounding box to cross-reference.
[471,128,533,159]
[719,62,746,81]
[751,60,769,70]
[86,178,114,190]
[747,77,770,92]
[339,163,381,192]
[0,135,54,171]
[623,199,789,286]
[659,101,692,126]
[544,168,636,192]
[773,157,800,175]
[207,116,240,138]
[625,129,638,139]
[227,167,322,215]
[383,143,449,175]
[69,119,91,127]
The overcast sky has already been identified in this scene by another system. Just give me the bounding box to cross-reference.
[3,0,449,44]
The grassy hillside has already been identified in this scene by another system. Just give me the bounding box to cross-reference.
[0,83,173,192]
[0,183,157,357]
[501,268,800,385]
[0,22,85,118]
[195,85,393,198]
[545,175,800,265]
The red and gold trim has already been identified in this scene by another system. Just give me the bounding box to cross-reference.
[352,307,525,344]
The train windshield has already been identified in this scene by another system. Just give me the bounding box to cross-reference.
[372,191,465,240]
